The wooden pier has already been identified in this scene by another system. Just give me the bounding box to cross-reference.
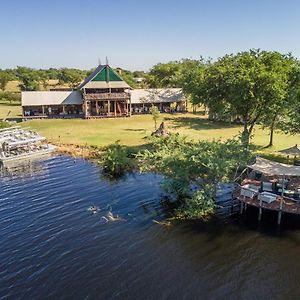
[236,188,300,225]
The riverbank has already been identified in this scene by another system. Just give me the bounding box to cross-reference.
[20,113,300,153]
[55,144,102,159]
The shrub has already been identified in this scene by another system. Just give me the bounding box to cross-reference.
[100,142,134,177]
[0,121,9,129]
[0,91,20,104]
[139,133,253,219]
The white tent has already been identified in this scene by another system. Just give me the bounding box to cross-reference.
[248,157,300,177]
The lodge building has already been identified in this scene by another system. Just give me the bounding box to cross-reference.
[21,64,187,119]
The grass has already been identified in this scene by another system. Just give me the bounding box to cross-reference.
[0,104,22,119]
[19,113,300,153]
[1,99,298,154]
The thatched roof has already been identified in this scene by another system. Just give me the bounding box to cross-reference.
[278,145,300,156]
[21,91,83,106]
[248,157,300,176]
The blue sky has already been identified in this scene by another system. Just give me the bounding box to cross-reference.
[1,0,299,70]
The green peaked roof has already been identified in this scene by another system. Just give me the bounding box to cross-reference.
[78,65,131,89]
[92,66,123,82]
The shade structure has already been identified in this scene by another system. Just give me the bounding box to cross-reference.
[248,157,300,176]
[278,144,300,156]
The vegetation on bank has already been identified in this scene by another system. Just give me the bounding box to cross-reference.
[0,121,9,129]
[97,134,253,219]
[138,134,253,219]
[100,142,134,178]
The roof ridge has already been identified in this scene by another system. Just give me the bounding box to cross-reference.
[77,65,106,90]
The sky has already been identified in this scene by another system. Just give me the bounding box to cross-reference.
[1,0,300,71]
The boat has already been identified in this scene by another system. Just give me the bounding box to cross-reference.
[0,127,56,164]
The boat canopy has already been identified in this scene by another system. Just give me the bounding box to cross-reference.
[248,157,300,177]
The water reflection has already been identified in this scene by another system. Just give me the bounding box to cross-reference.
[0,155,54,179]
[1,156,300,299]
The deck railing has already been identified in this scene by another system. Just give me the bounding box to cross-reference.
[83,92,129,100]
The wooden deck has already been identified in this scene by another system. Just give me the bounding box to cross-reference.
[238,195,300,215]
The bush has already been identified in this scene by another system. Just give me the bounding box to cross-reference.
[100,142,134,177]
[0,91,20,104]
[0,121,9,129]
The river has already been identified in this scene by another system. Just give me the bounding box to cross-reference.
[1,156,300,299]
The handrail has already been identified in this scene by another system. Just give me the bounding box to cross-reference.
[84,92,129,100]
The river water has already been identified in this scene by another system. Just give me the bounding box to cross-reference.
[1,156,300,299]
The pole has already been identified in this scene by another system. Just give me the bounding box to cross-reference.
[258,197,262,221]
[278,175,285,226]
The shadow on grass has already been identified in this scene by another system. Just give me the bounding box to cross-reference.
[124,128,146,132]
[0,101,21,106]
[165,117,241,131]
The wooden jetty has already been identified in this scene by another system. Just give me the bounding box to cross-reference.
[236,157,300,225]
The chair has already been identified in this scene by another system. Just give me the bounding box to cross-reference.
[261,182,274,193]
[240,184,259,199]
[258,192,278,203]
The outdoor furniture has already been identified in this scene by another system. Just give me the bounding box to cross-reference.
[240,184,259,199]
[261,181,274,193]
[258,192,278,204]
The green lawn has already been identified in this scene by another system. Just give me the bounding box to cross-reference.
[0,104,22,119]
[20,113,300,153]
[1,101,297,153]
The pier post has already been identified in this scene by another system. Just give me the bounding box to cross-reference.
[258,197,263,222]
[240,201,244,214]
[277,211,282,225]
[258,208,262,221]
[278,197,284,226]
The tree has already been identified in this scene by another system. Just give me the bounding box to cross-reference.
[0,71,12,91]
[139,134,252,219]
[145,59,203,89]
[146,61,182,88]
[151,105,160,130]
[57,68,83,88]
[279,62,300,135]
[183,50,295,146]
[257,52,295,147]
[38,70,50,90]
[15,66,40,91]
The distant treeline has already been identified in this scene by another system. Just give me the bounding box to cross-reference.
[0,66,147,91]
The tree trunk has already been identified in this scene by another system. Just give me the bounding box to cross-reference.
[241,119,250,147]
[266,114,277,148]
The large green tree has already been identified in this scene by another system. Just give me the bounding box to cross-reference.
[57,68,84,88]
[183,50,295,146]
[15,66,40,91]
[139,134,252,219]
[279,62,300,135]
[145,60,201,88]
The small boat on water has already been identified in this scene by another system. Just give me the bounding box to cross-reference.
[0,126,56,164]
